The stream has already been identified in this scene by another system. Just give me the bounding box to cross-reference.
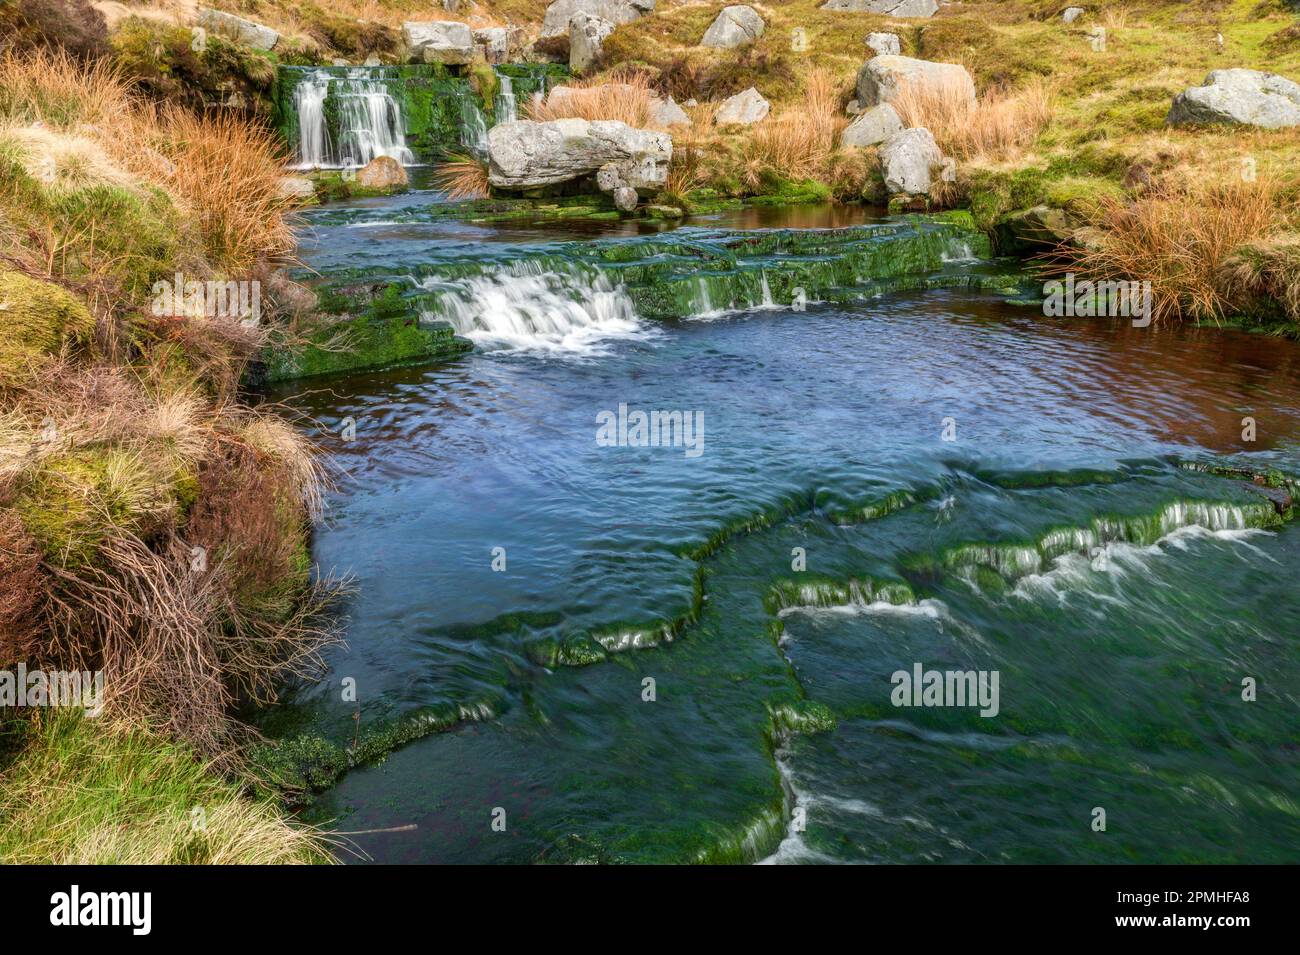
[264,183,1300,864]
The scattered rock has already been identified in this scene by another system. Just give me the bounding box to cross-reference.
[487,118,672,191]
[570,12,615,72]
[879,127,943,194]
[684,98,699,107]
[865,32,901,56]
[473,27,511,64]
[613,185,639,211]
[822,0,937,17]
[701,5,765,49]
[278,176,316,200]
[364,53,382,67]
[1062,7,1084,22]
[197,8,279,51]
[857,55,976,108]
[846,99,863,115]
[841,102,904,147]
[400,21,474,64]
[538,0,655,55]
[715,86,770,125]
[652,96,692,127]
[644,204,684,218]
[1167,68,1300,128]
[355,156,409,190]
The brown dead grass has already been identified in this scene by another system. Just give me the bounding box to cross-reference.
[526,72,660,128]
[892,75,1053,163]
[433,153,491,200]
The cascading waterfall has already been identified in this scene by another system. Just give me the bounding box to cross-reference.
[418,263,650,355]
[293,69,415,169]
[458,91,491,161]
[495,72,517,123]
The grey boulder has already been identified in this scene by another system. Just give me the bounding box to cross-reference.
[487,118,672,191]
[570,13,615,72]
[821,0,938,16]
[857,55,976,108]
[538,0,655,55]
[715,86,770,125]
[1167,69,1300,128]
[879,127,943,194]
[841,102,904,147]
[197,9,279,51]
[701,5,765,49]
[865,32,901,57]
[652,96,693,127]
[401,21,474,64]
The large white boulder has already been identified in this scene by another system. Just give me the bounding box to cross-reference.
[401,21,474,64]
[822,0,938,16]
[841,102,904,147]
[570,13,615,72]
[879,127,943,194]
[538,0,655,55]
[487,118,672,191]
[473,27,510,64]
[701,5,765,49]
[1167,69,1300,128]
[197,9,279,51]
[857,55,976,108]
[715,86,770,125]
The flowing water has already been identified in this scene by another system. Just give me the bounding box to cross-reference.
[291,69,416,169]
[267,187,1300,864]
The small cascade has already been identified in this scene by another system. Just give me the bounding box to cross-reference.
[418,263,650,356]
[458,91,491,161]
[291,69,414,169]
[495,72,518,123]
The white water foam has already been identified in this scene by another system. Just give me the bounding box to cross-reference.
[419,264,655,357]
[292,70,415,169]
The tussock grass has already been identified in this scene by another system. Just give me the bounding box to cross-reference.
[893,75,1053,162]
[433,153,492,200]
[526,72,660,128]
[1056,176,1284,323]
[0,712,335,864]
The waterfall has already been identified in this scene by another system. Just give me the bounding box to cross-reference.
[495,72,517,123]
[418,263,652,356]
[458,91,490,161]
[292,69,414,169]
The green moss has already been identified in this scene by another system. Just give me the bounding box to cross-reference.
[0,270,95,385]
[14,448,167,568]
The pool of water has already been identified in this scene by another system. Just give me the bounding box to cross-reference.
[265,188,1300,864]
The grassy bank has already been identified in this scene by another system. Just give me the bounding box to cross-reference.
[0,43,337,861]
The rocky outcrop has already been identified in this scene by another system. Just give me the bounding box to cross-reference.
[570,13,614,72]
[538,0,655,55]
[879,127,943,194]
[487,118,671,192]
[857,56,976,108]
[821,0,938,16]
[197,9,279,51]
[841,102,903,147]
[400,21,474,64]
[1062,7,1084,22]
[1167,69,1300,128]
[356,156,409,190]
[995,204,1082,254]
[701,5,765,49]
[715,87,770,125]
[866,32,901,56]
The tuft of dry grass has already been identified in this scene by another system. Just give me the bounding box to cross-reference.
[892,75,1052,163]
[526,72,660,128]
[745,69,846,187]
[433,153,492,200]
[1057,176,1283,323]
